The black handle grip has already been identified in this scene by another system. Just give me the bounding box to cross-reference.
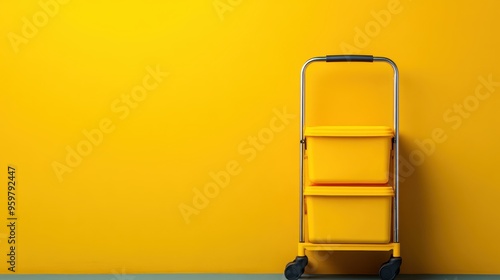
[326,55,374,62]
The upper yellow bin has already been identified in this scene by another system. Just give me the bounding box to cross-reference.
[305,126,393,184]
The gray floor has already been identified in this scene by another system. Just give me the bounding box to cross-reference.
[0,275,498,280]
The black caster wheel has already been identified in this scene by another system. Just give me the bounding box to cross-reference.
[379,256,402,280]
[284,256,308,280]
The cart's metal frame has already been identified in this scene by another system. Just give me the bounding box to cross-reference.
[300,55,399,244]
[289,55,401,279]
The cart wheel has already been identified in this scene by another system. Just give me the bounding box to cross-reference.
[284,256,308,280]
[379,256,402,280]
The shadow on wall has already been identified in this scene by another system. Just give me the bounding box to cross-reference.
[398,133,431,274]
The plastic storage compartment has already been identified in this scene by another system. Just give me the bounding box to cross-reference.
[305,126,393,184]
[305,186,393,244]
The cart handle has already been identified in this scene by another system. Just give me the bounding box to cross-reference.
[326,55,374,62]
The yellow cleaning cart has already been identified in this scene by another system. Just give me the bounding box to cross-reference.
[284,55,402,280]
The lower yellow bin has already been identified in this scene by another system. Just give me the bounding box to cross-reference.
[305,126,393,184]
[305,186,393,244]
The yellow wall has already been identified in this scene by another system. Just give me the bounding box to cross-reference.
[1,0,499,275]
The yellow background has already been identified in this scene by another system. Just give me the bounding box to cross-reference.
[1,0,499,275]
